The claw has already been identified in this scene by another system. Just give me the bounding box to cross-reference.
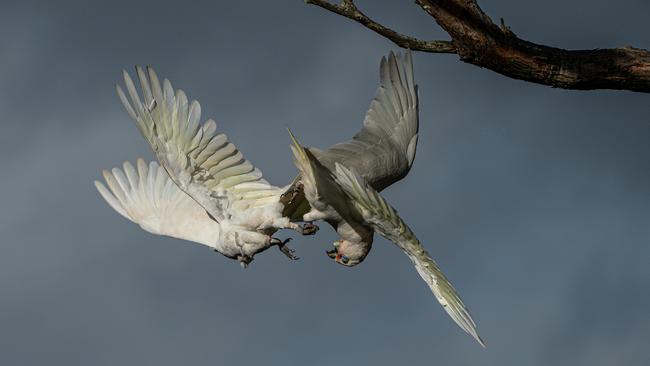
[301,222,319,235]
[237,254,253,268]
[280,245,299,260]
[271,237,299,260]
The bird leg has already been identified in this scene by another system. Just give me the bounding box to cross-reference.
[283,221,319,236]
[326,240,340,259]
[271,237,299,260]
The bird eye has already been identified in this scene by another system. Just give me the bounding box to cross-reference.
[340,255,350,264]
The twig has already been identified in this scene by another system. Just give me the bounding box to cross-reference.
[305,0,456,54]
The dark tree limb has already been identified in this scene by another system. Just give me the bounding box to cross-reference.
[306,0,650,93]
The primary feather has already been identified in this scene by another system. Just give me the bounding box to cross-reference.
[95,159,221,248]
[310,51,419,191]
[116,66,285,222]
[97,66,304,264]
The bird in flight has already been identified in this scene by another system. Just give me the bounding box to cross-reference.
[95,51,484,346]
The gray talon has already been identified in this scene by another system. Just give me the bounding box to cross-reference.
[237,254,253,268]
[272,237,299,260]
[301,223,319,235]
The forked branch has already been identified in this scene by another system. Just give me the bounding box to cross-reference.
[306,0,650,93]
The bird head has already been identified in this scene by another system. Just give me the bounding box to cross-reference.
[326,239,369,267]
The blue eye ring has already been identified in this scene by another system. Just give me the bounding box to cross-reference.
[340,255,350,264]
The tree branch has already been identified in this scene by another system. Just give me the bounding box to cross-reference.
[305,0,456,53]
[307,0,650,93]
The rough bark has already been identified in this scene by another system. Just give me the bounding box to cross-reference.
[306,0,650,93]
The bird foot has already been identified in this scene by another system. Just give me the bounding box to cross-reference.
[301,223,319,235]
[271,237,299,260]
[237,254,253,269]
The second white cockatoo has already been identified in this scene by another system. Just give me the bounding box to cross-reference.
[287,52,484,346]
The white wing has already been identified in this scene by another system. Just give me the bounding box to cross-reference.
[333,163,485,347]
[116,66,283,222]
[311,51,419,191]
[95,159,220,249]
[282,51,418,221]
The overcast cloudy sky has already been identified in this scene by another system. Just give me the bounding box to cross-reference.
[1,0,649,365]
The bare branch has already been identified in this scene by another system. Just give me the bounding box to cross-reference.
[308,0,650,93]
[305,0,456,53]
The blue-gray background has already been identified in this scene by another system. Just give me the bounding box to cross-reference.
[1,0,649,364]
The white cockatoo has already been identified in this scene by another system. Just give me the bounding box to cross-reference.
[286,51,484,346]
[95,66,317,267]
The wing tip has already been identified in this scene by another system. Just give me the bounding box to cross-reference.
[476,334,487,348]
[93,179,104,191]
[287,128,307,161]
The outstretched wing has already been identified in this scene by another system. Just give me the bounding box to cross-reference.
[311,51,419,191]
[116,66,283,222]
[333,163,485,347]
[94,159,220,249]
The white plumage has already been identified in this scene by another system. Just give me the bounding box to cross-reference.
[95,51,483,346]
[288,51,484,346]
[97,66,306,265]
[308,51,419,191]
[95,159,222,248]
[288,51,419,265]
[115,66,286,222]
[333,163,485,347]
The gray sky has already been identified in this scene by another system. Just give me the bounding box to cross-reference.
[1,0,649,365]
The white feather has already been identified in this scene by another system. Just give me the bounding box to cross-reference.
[95,159,221,248]
[333,162,485,347]
[117,66,285,222]
[309,51,419,191]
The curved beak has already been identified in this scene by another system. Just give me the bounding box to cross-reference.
[326,249,337,259]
